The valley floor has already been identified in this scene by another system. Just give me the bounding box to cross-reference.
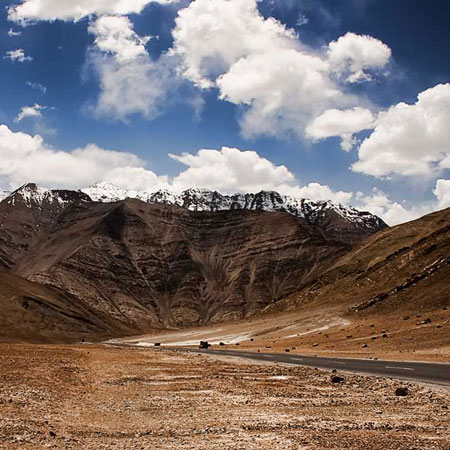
[113,304,450,363]
[0,344,449,450]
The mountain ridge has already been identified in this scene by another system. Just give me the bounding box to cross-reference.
[1,182,388,236]
[0,182,388,341]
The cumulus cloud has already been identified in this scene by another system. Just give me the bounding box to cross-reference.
[105,167,170,192]
[88,15,151,63]
[433,179,450,210]
[0,125,142,189]
[327,32,392,83]
[4,48,32,62]
[355,189,433,226]
[171,0,390,139]
[217,49,352,139]
[8,0,178,23]
[171,0,298,89]
[9,0,392,140]
[105,147,354,205]
[306,107,375,151]
[282,183,353,205]
[353,84,450,178]
[4,123,447,224]
[14,104,46,122]
[0,125,352,205]
[87,15,177,121]
[168,147,296,193]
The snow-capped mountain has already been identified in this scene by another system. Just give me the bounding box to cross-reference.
[82,182,387,234]
[0,182,387,235]
[2,183,90,209]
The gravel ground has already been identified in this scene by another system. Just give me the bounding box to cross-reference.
[0,344,449,450]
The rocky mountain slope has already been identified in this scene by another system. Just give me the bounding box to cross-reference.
[273,206,450,319]
[82,182,386,240]
[0,183,386,341]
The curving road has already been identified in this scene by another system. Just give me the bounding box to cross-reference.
[165,347,450,386]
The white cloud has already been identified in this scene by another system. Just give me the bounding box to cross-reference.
[15,104,46,122]
[4,49,32,63]
[87,15,177,121]
[8,29,22,37]
[171,0,298,89]
[0,124,142,189]
[355,189,433,226]
[171,0,389,139]
[217,49,353,139]
[3,124,445,224]
[282,182,353,205]
[353,84,450,178]
[306,107,375,151]
[169,147,296,193]
[327,32,391,84]
[433,179,450,210]
[88,15,150,63]
[0,126,352,205]
[8,0,177,23]
[165,147,353,204]
[26,81,47,94]
[105,166,170,191]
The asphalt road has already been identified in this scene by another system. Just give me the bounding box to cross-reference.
[166,347,450,386]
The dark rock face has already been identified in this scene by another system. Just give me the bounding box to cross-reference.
[83,183,388,244]
[0,184,386,340]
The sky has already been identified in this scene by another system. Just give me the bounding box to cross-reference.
[1,0,450,225]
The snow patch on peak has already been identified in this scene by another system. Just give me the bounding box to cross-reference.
[80,183,387,233]
[83,182,129,203]
[8,183,84,208]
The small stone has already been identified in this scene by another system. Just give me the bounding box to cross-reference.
[331,376,345,384]
[395,387,409,397]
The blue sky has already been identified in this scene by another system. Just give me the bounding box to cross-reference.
[1,0,450,224]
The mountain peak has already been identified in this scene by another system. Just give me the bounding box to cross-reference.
[80,182,388,235]
[0,182,387,235]
[3,183,90,209]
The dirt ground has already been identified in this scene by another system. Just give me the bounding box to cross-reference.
[0,344,449,450]
[114,304,450,363]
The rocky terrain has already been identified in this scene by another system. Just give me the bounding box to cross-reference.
[0,183,385,341]
[271,204,450,321]
[82,182,386,238]
[0,344,449,450]
[117,204,450,362]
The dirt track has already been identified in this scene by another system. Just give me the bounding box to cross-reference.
[1,344,449,449]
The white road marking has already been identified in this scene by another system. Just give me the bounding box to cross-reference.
[385,366,415,371]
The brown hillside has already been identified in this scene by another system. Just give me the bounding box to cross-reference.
[273,206,450,318]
